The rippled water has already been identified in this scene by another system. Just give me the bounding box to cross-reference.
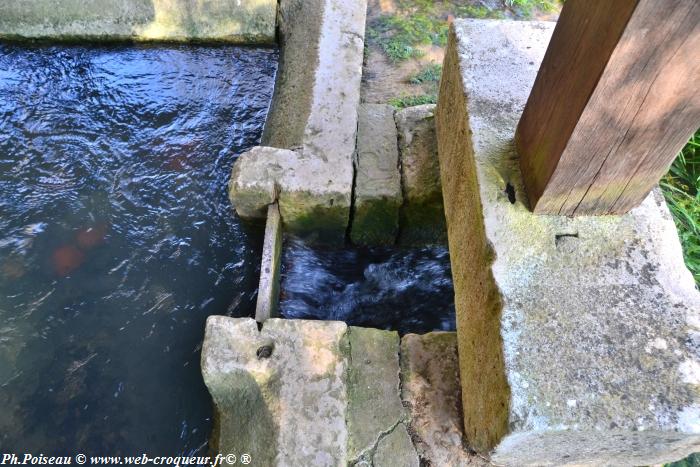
[280,237,456,335]
[0,44,277,454]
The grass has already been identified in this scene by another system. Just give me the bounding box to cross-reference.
[667,452,700,467]
[368,0,564,63]
[368,13,448,62]
[455,5,506,19]
[504,0,561,18]
[660,130,700,286]
[388,94,437,108]
[409,63,442,84]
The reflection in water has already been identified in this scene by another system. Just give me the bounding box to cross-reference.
[0,44,277,454]
[280,237,456,335]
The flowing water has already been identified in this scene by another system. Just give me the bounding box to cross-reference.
[0,43,277,455]
[280,237,456,335]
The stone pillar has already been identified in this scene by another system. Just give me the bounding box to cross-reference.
[436,19,700,465]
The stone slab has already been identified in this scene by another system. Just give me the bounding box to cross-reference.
[400,332,484,467]
[201,317,415,466]
[0,0,276,43]
[347,327,409,464]
[229,146,351,243]
[373,423,420,467]
[255,203,282,322]
[230,0,367,244]
[436,19,700,465]
[395,105,447,246]
[351,104,402,246]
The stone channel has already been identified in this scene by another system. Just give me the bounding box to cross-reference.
[2,0,699,465]
[216,2,700,465]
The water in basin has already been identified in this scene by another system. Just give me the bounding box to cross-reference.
[0,43,277,455]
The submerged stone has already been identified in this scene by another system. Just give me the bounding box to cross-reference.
[351,104,402,246]
[436,19,700,465]
[0,0,277,43]
[395,105,447,246]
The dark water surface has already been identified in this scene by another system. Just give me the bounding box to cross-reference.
[280,237,456,335]
[0,44,277,454]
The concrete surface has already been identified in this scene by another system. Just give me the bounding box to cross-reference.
[436,19,700,465]
[230,0,367,243]
[255,203,282,322]
[0,0,276,43]
[351,104,402,246]
[395,105,447,246]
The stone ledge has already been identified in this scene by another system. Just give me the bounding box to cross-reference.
[436,18,700,466]
[351,104,402,246]
[229,0,367,244]
[0,0,277,43]
[229,146,351,244]
[201,317,415,466]
[201,318,475,466]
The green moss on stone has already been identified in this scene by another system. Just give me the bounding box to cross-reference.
[351,198,401,246]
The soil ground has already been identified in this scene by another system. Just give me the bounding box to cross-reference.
[361,0,560,105]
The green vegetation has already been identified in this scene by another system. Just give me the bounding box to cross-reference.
[368,13,447,62]
[667,452,700,467]
[409,63,442,84]
[455,5,505,19]
[661,130,700,286]
[505,0,560,18]
[388,94,437,108]
[368,0,564,64]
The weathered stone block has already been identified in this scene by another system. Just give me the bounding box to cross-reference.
[231,0,367,244]
[201,317,416,466]
[436,19,700,465]
[395,105,447,246]
[0,0,277,43]
[401,332,484,466]
[351,104,402,246]
[229,146,351,244]
[347,327,414,465]
[373,424,419,467]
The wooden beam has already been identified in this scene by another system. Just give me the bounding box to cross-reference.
[255,203,282,323]
[516,0,700,216]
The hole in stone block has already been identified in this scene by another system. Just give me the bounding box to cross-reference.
[257,344,274,359]
[505,183,516,204]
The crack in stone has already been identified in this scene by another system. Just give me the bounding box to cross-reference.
[350,420,406,466]
[348,331,412,466]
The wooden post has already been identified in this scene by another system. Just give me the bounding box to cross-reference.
[516,0,700,216]
[255,203,282,323]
